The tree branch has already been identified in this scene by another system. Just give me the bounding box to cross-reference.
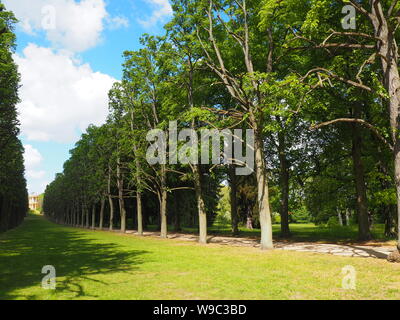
[310,118,393,151]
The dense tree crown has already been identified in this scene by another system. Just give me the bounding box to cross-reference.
[0,2,28,232]
[43,0,400,253]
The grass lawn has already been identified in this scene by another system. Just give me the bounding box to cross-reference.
[1,214,399,300]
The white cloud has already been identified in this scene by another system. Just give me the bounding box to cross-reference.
[3,0,127,52]
[24,145,43,169]
[23,145,46,180]
[107,16,130,30]
[27,170,46,180]
[15,44,116,143]
[138,0,172,28]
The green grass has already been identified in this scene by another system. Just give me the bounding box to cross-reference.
[1,214,399,300]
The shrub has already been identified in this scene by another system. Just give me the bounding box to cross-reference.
[326,216,340,228]
[291,207,312,223]
[272,212,281,224]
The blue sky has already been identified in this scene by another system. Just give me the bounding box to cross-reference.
[3,0,172,194]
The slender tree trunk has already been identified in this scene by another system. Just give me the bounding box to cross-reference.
[252,119,273,250]
[117,157,126,233]
[351,106,371,241]
[81,203,85,228]
[160,164,168,238]
[75,203,79,227]
[108,167,114,231]
[345,209,350,227]
[160,192,167,238]
[119,197,126,233]
[85,206,89,229]
[134,144,143,236]
[194,164,207,244]
[99,197,105,230]
[137,192,143,235]
[76,205,79,227]
[277,128,290,237]
[188,62,207,244]
[229,165,239,235]
[108,196,114,231]
[384,204,397,237]
[91,205,96,229]
[337,209,343,226]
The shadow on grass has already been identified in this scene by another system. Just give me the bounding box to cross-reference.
[0,215,148,300]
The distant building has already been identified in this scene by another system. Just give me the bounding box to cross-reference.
[28,194,40,211]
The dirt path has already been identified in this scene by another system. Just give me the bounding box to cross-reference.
[113,229,395,259]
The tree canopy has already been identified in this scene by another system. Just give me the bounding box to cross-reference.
[42,0,400,253]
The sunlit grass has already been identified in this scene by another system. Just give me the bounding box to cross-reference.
[0,214,399,300]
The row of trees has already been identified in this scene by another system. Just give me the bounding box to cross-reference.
[44,0,400,252]
[0,3,28,232]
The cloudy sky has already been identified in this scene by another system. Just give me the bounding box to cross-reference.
[3,0,172,195]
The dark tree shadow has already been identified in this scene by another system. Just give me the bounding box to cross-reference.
[0,215,148,299]
[341,245,391,259]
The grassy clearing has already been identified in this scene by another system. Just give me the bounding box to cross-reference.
[0,214,399,300]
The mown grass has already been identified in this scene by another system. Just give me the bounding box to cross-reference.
[0,214,399,300]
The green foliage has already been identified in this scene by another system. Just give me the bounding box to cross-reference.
[42,0,400,243]
[0,3,28,232]
[291,207,312,224]
[326,216,340,228]
[215,186,231,225]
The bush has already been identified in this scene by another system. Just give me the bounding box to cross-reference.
[326,216,340,228]
[272,212,281,224]
[291,207,312,223]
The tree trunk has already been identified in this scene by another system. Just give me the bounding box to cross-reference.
[117,157,126,233]
[85,206,89,229]
[384,204,397,237]
[132,121,143,236]
[108,196,114,231]
[108,167,114,231]
[81,203,85,228]
[76,203,80,227]
[194,164,207,244]
[99,197,105,230]
[345,209,350,227]
[91,205,95,229]
[277,128,290,237]
[351,107,371,241]
[137,191,143,235]
[160,164,168,238]
[371,1,400,251]
[160,191,167,238]
[252,119,273,250]
[229,165,239,235]
[118,196,126,233]
[337,209,343,226]
[76,205,79,227]
[394,150,400,250]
